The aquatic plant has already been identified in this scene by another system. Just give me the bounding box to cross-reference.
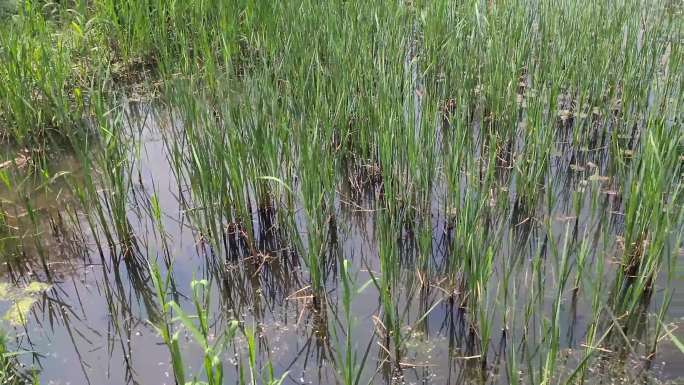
[0,330,37,385]
[0,0,681,384]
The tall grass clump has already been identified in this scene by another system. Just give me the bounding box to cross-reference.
[150,263,290,385]
[332,259,372,385]
[0,1,93,147]
[151,262,242,385]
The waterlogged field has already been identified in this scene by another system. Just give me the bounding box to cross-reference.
[0,1,683,384]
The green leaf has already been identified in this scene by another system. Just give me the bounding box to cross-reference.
[169,301,208,351]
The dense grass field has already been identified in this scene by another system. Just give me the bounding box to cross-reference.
[0,0,682,384]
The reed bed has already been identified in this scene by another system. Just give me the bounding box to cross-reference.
[0,0,682,384]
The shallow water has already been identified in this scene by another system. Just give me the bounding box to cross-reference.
[0,104,682,385]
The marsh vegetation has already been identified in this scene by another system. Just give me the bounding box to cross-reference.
[0,0,683,384]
